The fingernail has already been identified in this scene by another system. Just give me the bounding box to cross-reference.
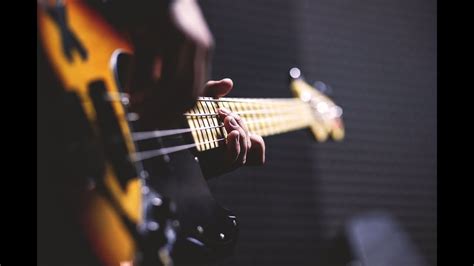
[219,107,231,114]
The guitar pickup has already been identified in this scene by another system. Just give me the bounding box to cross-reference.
[88,80,137,190]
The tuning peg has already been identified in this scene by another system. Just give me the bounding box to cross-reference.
[313,81,333,96]
[289,67,302,80]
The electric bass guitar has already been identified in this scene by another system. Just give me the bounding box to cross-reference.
[37,1,344,265]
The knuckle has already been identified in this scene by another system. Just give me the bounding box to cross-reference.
[233,114,242,122]
[225,117,236,128]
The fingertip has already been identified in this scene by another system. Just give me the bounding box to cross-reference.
[213,78,233,97]
[218,107,231,115]
[249,134,266,165]
[221,78,233,88]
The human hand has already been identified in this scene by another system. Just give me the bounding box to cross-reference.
[203,79,266,170]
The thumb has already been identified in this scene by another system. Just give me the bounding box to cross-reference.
[203,78,233,97]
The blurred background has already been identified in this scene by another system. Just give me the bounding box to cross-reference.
[199,0,437,265]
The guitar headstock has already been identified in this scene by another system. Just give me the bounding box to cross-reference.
[289,67,345,142]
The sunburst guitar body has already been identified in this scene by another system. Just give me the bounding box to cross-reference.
[38,1,147,265]
[38,1,239,265]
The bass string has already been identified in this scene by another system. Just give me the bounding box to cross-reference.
[130,138,226,162]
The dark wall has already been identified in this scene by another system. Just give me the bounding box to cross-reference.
[199,0,437,265]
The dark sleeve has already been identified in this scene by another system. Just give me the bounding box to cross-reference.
[196,146,233,179]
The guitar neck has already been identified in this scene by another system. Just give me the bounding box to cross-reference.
[185,97,314,152]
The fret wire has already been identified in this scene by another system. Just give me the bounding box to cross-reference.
[207,102,221,149]
[194,105,208,151]
[199,99,214,149]
[282,103,293,132]
[274,103,287,133]
[214,97,228,139]
[259,102,267,134]
[258,102,267,135]
[244,102,256,132]
[222,100,231,112]
[185,116,313,150]
[272,103,281,134]
[206,99,217,146]
[234,101,241,114]
[247,101,259,133]
[236,101,243,118]
[187,107,203,151]
[245,102,258,133]
[255,103,261,133]
[260,104,271,135]
[184,97,320,150]
[275,103,286,134]
[196,101,212,150]
[264,102,272,135]
[205,100,218,149]
[262,102,271,135]
[204,99,219,148]
[266,102,275,135]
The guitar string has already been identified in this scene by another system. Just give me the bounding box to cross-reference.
[121,95,311,140]
[128,101,316,159]
[132,125,224,141]
[130,138,226,162]
[132,106,312,142]
[131,112,312,161]
[132,110,310,142]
